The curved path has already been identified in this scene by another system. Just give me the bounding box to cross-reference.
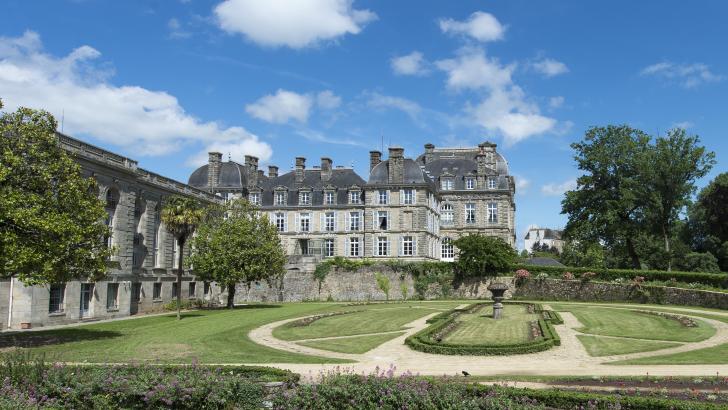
[247,304,728,379]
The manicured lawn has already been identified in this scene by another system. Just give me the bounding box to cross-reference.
[273,306,448,341]
[609,343,728,365]
[444,305,539,345]
[552,305,715,342]
[297,332,405,354]
[0,304,353,364]
[576,334,681,357]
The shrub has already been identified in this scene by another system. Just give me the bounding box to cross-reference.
[514,269,531,286]
[400,282,408,300]
[453,235,517,278]
[580,271,597,283]
[562,271,574,280]
[374,272,391,300]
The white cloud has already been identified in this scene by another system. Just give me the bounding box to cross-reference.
[391,51,428,76]
[641,61,723,88]
[549,96,564,109]
[316,90,341,109]
[245,89,313,123]
[435,47,514,91]
[515,175,530,194]
[167,18,191,39]
[541,179,576,196]
[531,58,569,77]
[0,31,272,162]
[439,11,505,42]
[213,0,377,49]
[671,121,693,130]
[365,92,421,119]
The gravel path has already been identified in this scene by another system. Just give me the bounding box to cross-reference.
[247,305,728,378]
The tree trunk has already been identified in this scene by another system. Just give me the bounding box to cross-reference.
[663,224,672,271]
[176,237,185,320]
[625,236,641,269]
[227,283,236,309]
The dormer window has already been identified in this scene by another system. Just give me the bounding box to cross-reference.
[324,191,335,205]
[441,178,454,190]
[465,177,475,190]
[299,191,311,205]
[349,190,361,204]
[488,178,497,189]
[249,192,260,206]
[274,191,287,206]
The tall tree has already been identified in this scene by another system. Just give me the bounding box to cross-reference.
[0,99,110,285]
[161,196,203,320]
[189,199,286,308]
[696,172,728,244]
[453,235,516,278]
[562,125,651,269]
[642,129,715,270]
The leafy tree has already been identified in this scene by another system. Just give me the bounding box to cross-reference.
[189,199,286,308]
[559,240,605,268]
[0,99,110,285]
[161,196,203,320]
[453,235,516,278]
[680,252,721,273]
[374,272,391,300]
[696,172,728,243]
[562,125,651,269]
[642,129,715,270]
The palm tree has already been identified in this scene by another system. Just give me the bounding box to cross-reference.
[161,196,203,320]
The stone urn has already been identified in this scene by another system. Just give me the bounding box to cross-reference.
[487,282,509,319]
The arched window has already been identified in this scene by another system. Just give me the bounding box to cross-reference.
[104,188,119,249]
[441,203,454,226]
[441,237,455,261]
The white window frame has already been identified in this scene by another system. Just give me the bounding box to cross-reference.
[441,203,454,226]
[325,191,335,205]
[348,237,360,257]
[376,236,389,257]
[349,191,361,204]
[275,191,286,206]
[249,192,260,205]
[465,203,476,224]
[401,189,414,205]
[324,238,335,257]
[299,191,311,205]
[324,212,336,232]
[401,236,414,256]
[377,210,389,231]
[106,283,119,310]
[488,178,497,189]
[275,212,286,232]
[348,211,361,231]
[488,202,498,223]
[299,212,311,232]
[441,238,454,260]
[441,179,453,190]
[466,178,475,190]
[378,190,388,205]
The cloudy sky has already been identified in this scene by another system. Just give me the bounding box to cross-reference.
[2,0,726,248]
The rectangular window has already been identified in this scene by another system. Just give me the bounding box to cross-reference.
[275,191,286,205]
[172,282,179,298]
[377,237,389,256]
[349,191,360,204]
[349,211,360,231]
[441,179,453,190]
[153,282,162,300]
[401,236,414,256]
[106,283,119,310]
[300,213,311,232]
[378,190,388,205]
[189,282,196,297]
[325,191,335,205]
[249,193,260,205]
[275,212,286,232]
[402,189,414,204]
[349,237,360,257]
[324,212,335,232]
[299,191,311,205]
[466,203,476,224]
[377,211,388,230]
[466,178,475,190]
[131,282,141,303]
[488,178,497,189]
[488,203,498,223]
[49,284,65,313]
[324,238,335,257]
[203,282,210,296]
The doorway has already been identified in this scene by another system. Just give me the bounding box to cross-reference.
[80,283,93,319]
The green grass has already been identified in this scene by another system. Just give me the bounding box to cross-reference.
[444,305,539,345]
[552,305,716,342]
[610,343,728,365]
[576,334,681,357]
[273,306,445,341]
[0,304,354,364]
[296,332,405,354]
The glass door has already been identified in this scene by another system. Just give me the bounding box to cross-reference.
[80,283,93,318]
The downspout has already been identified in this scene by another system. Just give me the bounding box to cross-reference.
[7,277,14,330]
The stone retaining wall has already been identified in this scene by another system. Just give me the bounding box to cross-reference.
[514,278,728,310]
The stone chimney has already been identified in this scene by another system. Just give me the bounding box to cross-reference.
[258,170,265,179]
[369,150,382,172]
[479,141,497,169]
[424,143,435,164]
[207,152,222,191]
[295,157,306,183]
[321,157,332,182]
[244,155,259,188]
[388,147,405,184]
[268,165,279,178]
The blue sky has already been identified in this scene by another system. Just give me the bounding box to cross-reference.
[2,0,726,248]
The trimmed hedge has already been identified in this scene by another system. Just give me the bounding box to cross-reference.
[515,264,728,288]
[406,302,562,355]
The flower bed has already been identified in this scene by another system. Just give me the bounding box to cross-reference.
[405,302,561,356]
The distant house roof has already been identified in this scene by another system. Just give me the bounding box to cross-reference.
[525,257,565,267]
[524,228,563,240]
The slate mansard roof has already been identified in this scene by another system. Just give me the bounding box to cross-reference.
[422,158,510,190]
[188,161,260,190]
[416,148,510,175]
[368,158,434,186]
